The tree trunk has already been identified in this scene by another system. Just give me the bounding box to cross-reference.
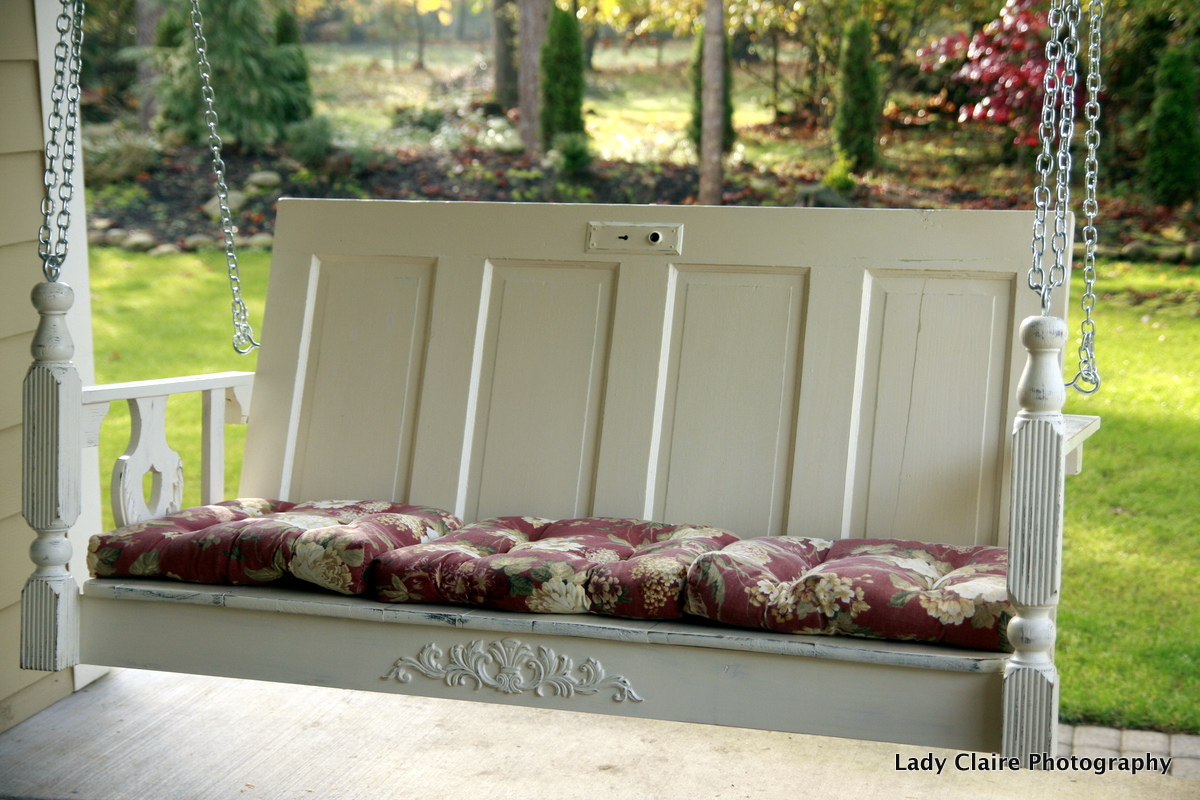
[413,2,427,70]
[698,0,725,205]
[517,0,550,151]
[492,0,519,108]
[135,0,163,132]
[456,0,469,40]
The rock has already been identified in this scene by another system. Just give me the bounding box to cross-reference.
[1156,247,1184,263]
[246,170,282,189]
[203,189,248,219]
[87,229,109,247]
[103,228,129,246]
[248,232,275,249]
[1186,243,1200,265]
[1119,241,1154,262]
[89,217,114,231]
[150,243,182,257]
[793,183,859,208]
[182,233,218,251]
[122,231,158,252]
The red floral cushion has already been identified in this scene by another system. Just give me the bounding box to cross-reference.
[685,537,1012,651]
[88,500,462,595]
[373,516,739,619]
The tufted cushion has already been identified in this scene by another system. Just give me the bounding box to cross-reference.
[88,500,461,595]
[685,537,1012,651]
[372,516,739,619]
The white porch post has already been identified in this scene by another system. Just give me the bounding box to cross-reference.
[21,280,82,671]
[1002,315,1068,765]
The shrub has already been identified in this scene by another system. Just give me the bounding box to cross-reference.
[551,131,592,175]
[1144,46,1200,208]
[286,116,335,168]
[82,124,161,186]
[155,0,313,151]
[687,26,736,154]
[274,7,302,45]
[833,16,880,172]
[822,156,857,195]
[540,5,587,151]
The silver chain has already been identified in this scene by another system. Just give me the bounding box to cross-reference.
[1028,0,1103,393]
[38,0,85,283]
[188,0,260,353]
[1068,0,1104,394]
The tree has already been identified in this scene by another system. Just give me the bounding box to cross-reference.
[921,0,1048,148]
[688,23,735,155]
[491,0,519,108]
[517,0,552,151]
[1144,46,1200,207]
[697,0,726,205]
[156,0,313,151]
[540,5,587,149]
[833,15,879,172]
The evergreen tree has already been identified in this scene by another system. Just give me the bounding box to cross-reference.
[687,26,736,154]
[1144,46,1200,208]
[833,16,880,172]
[156,0,312,151]
[539,5,587,151]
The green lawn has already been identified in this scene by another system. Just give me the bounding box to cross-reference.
[1057,266,1200,733]
[88,247,1200,734]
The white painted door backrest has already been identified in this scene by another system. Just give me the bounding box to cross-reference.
[242,201,1064,547]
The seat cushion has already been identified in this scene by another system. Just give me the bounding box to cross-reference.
[88,500,461,595]
[685,537,1012,651]
[372,516,739,619]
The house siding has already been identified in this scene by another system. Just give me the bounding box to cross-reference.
[0,0,80,732]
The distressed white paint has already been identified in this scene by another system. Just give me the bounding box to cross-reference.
[21,281,81,671]
[1003,316,1072,766]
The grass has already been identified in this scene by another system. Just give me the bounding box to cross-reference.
[1057,266,1200,733]
[88,246,1200,734]
[89,247,266,532]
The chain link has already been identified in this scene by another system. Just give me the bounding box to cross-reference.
[1029,0,1103,394]
[1067,0,1104,394]
[38,0,85,283]
[188,0,260,354]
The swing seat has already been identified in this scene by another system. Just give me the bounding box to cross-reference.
[33,200,1100,757]
[89,503,1012,651]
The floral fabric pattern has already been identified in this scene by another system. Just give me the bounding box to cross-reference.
[373,516,739,619]
[685,537,1012,651]
[88,499,462,595]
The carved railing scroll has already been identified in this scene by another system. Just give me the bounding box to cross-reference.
[81,372,254,527]
[22,281,83,671]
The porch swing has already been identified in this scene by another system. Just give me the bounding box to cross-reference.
[22,0,1105,764]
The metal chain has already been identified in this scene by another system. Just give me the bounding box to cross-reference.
[1068,0,1104,394]
[1029,0,1066,312]
[1029,0,1102,394]
[37,0,85,283]
[188,0,260,353]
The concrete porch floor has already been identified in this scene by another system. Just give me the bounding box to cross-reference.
[0,669,1192,800]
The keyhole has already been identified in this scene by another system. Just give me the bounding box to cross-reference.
[618,234,629,241]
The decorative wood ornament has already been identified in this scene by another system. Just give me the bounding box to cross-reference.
[1003,315,1068,766]
[22,281,82,671]
[111,395,184,528]
[382,638,645,702]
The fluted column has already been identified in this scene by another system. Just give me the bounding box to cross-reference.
[21,280,82,671]
[1002,315,1067,765]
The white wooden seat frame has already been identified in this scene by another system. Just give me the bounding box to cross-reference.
[22,200,1098,762]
